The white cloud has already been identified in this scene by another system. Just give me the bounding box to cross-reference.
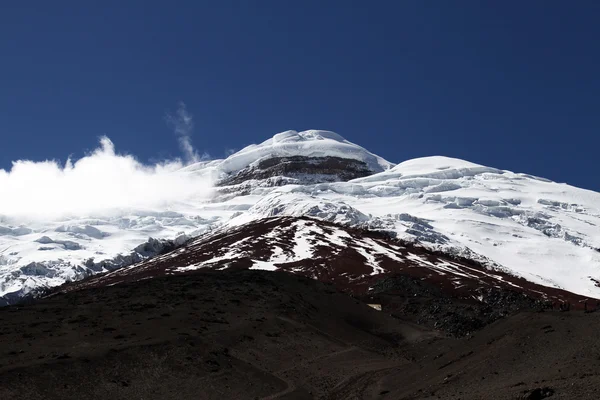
[0,135,215,222]
[165,102,207,163]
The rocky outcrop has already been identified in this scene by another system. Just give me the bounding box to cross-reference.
[218,156,374,186]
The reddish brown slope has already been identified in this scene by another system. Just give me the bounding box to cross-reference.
[61,216,591,309]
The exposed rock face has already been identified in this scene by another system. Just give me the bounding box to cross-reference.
[218,156,373,186]
[368,274,545,337]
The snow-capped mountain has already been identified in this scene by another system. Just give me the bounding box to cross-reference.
[1,129,600,303]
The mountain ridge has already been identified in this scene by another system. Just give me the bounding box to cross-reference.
[1,129,599,303]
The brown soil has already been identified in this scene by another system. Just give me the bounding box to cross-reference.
[2,270,600,399]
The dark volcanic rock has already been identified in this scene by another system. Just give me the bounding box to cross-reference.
[218,156,373,186]
[368,274,544,337]
[522,387,555,399]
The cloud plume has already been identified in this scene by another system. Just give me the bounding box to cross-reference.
[165,102,204,163]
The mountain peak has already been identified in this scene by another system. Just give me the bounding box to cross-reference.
[215,129,394,175]
[268,130,348,144]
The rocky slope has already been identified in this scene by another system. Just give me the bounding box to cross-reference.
[62,216,588,310]
[2,270,600,399]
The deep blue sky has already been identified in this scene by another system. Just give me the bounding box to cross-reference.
[1,1,599,190]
